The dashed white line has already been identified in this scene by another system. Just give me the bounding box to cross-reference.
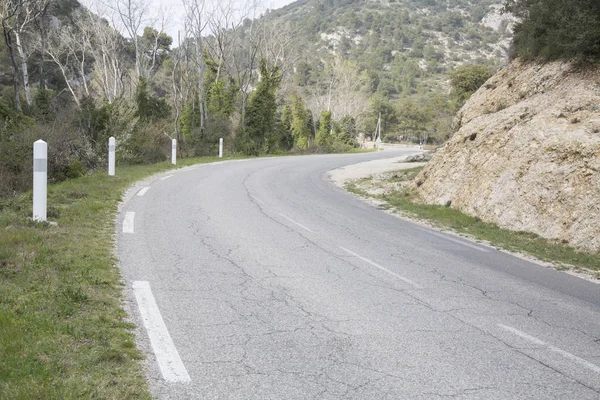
[498,324,600,374]
[160,175,173,181]
[137,186,151,197]
[123,211,135,233]
[279,213,314,233]
[132,281,191,382]
[428,231,489,252]
[339,246,423,289]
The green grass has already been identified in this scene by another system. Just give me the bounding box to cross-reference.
[0,155,241,399]
[346,167,600,276]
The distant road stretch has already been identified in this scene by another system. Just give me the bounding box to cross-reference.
[118,150,600,399]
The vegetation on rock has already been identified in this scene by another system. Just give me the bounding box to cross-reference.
[504,0,600,63]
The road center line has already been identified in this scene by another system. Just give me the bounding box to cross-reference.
[279,213,314,233]
[339,246,423,289]
[132,281,191,383]
[428,231,489,252]
[137,186,151,197]
[498,324,600,374]
[123,211,135,233]
[160,175,173,181]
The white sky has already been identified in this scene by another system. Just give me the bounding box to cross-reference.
[82,0,297,46]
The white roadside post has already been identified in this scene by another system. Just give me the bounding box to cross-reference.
[33,140,47,222]
[172,139,177,165]
[219,138,223,158]
[108,136,115,176]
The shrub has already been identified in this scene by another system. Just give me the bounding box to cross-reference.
[504,0,600,63]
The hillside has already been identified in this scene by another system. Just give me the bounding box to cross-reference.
[0,0,512,195]
[272,0,512,66]
[262,0,514,141]
[412,60,600,252]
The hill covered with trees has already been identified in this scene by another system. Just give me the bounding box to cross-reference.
[264,0,512,142]
[0,0,513,196]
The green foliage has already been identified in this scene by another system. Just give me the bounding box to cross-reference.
[135,78,170,122]
[207,80,236,118]
[335,115,359,147]
[142,27,173,50]
[179,96,202,139]
[32,89,53,122]
[240,59,282,155]
[0,98,33,139]
[449,64,494,103]
[120,120,170,164]
[288,94,312,150]
[362,94,397,139]
[316,110,332,147]
[504,0,600,62]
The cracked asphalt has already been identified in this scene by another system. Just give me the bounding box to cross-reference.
[118,150,600,399]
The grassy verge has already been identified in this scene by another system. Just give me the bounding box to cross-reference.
[346,166,600,277]
[0,155,243,399]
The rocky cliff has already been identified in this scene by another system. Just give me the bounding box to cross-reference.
[413,60,600,252]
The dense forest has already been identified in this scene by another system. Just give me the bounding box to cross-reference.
[2,0,595,197]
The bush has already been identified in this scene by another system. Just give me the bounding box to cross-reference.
[504,0,600,63]
[119,120,170,164]
[449,65,494,103]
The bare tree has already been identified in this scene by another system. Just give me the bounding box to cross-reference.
[260,19,298,78]
[139,7,172,78]
[305,57,368,127]
[107,0,147,79]
[13,0,43,106]
[170,30,195,141]
[82,0,129,102]
[44,11,99,107]
[183,0,210,132]
[205,0,246,83]
[230,0,262,126]
[1,0,26,111]
[34,0,50,90]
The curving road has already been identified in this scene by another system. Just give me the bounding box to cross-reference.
[118,150,600,399]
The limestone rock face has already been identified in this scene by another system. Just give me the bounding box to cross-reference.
[414,60,600,252]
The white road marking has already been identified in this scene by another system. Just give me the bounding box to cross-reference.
[160,175,173,181]
[132,281,191,382]
[137,186,151,197]
[428,231,489,252]
[123,212,135,233]
[339,246,423,289]
[498,324,600,374]
[279,213,314,233]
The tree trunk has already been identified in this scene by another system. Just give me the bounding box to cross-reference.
[37,4,49,90]
[47,51,80,108]
[3,25,21,112]
[196,36,205,131]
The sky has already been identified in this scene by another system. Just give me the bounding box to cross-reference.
[81,0,298,46]
[161,0,296,44]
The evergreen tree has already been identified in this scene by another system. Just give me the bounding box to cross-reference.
[135,78,170,122]
[316,110,332,147]
[289,94,312,149]
[504,0,600,62]
[241,59,282,155]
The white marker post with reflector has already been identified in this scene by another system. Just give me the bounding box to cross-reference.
[172,139,177,165]
[108,136,115,176]
[33,140,47,222]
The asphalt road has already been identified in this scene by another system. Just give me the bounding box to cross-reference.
[118,149,600,399]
